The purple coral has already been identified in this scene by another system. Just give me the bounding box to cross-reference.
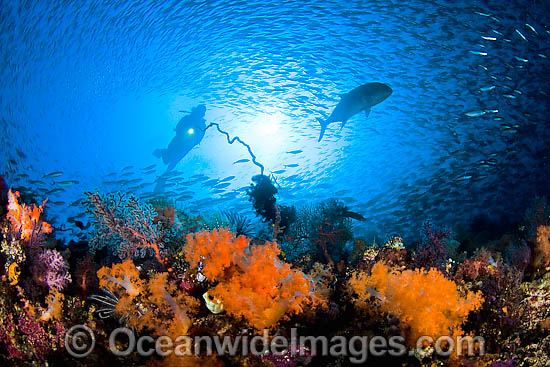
[492,358,515,367]
[260,343,312,367]
[0,313,24,359]
[33,249,71,290]
[0,307,65,360]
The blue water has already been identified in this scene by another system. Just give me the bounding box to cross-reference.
[1,0,549,242]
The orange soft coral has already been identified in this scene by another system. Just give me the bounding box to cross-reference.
[184,229,321,329]
[96,261,199,339]
[40,289,64,321]
[6,189,52,241]
[349,262,483,346]
[97,259,143,297]
[183,228,249,279]
[146,272,199,336]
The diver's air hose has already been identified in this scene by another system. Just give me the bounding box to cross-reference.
[202,123,265,175]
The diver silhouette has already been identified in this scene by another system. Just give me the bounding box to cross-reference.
[153,103,266,193]
[153,104,207,173]
[153,104,206,193]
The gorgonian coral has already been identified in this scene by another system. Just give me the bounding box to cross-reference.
[283,199,353,267]
[349,262,483,346]
[183,228,325,329]
[412,221,451,271]
[86,192,164,263]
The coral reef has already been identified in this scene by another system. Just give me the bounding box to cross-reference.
[1,183,550,366]
[6,189,52,244]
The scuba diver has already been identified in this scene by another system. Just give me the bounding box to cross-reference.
[153,104,207,173]
[153,104,207,193]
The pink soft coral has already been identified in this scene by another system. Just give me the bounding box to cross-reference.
[33,249,72,291]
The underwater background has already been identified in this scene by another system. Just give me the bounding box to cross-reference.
[2,0,549,241]
[1,0,550,366]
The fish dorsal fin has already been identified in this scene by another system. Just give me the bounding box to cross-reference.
[364,108,371,119]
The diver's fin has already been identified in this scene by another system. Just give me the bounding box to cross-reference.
[364,108,371,119]
[317,117,329,142]
[153,149,165,159]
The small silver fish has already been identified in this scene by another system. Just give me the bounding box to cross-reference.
[233,159,250,164]
[57,180,79,186]
[43,171,64,178]
[515,29,527,41]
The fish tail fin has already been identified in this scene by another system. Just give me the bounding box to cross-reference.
[339,120,348,131]
[317,118,329,142]
[153,149,165,159]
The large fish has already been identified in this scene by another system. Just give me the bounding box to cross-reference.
[318,82,392,141]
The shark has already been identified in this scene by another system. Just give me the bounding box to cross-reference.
[318,82,392,141]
